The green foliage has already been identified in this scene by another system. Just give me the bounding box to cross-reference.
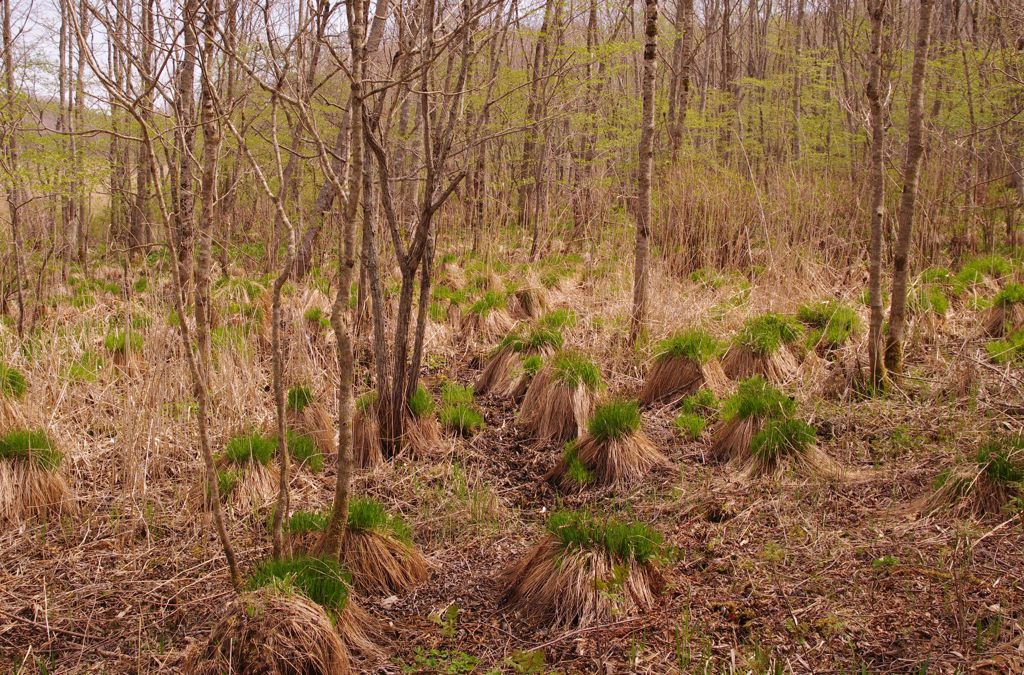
[246,556,351,614]
[673,412,705,440]
[408,385,435,419]
[562,441,595,485]
[955,255,1014,289]
[551,351,602,390]
[67,351,103,382]
[440,381,474,406]
[538,308,577,330]
[750,419,817,463]
[439,404,485,436]
[434,284,468,306]
[223,432,277,466]
[356,390,379,413]
[796,300,861,348]
[680,388,718,415]
[993,284,1024,307]
[545,510,662,563]
[976,436,1024,484]
[913,286,950,317]
[587,400,642,443]
[213,275,266,304]
[722,376,795,421]
[654,329,721,364]
[285,509,330,534]
[522,354,543,376]
[347,497,413,543]
[303,307,331,328]
[690,267,729,289]
[286,385,314,414]
[0,362,27,399]
[986,329,1024,365]
[919,267,953,285]
[285,431,323,472]
[103,328,143,354]
[468,291,506,317]
[216,469,239,498]
[498,326,563,353]
[735,313,801,355]
[0,429,62,471]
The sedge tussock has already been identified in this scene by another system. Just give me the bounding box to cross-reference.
[0,428,75,523]
[353,393,384,470]
[518,351,601,443]
[341,529,428,595]
[921,438,1023,518]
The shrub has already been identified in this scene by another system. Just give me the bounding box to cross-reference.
[104,328,143,354]
[246,556,351,614]
[654,330,721,364]
[223,432,277,466]
[722,376,795,421]
[796,301,861,347]
[347,497,413,543]
[0,362,27,399]
[545,511,662,563]
[287,385,314,414]
[735,313,801,355]
[587,400,642,443]
[286,431,324,472]
[439,404,484,436]
[408,385,435,419]
[0,429,63,471]
[551,351,602,390]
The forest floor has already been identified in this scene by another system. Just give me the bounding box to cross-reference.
[1,250,1023,673]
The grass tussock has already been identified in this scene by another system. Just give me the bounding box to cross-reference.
[672,389,719,440]
[519,351,602,443]
[796,300,861,352]
[640,330,728,404]
[981,284,1024,337]
[460,290,514,340]
[354,391,384,469]
[216,432,279,511]
[437,382,484,437]
[498,511,662,628]
[722,313,802,382]
[0,362,27,399]
[923,436,1023,518]
[0,428,74,523]
[547,401,669,489]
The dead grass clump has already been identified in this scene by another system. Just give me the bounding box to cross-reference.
[640,330,727,404]
[547,400,669,489]
[353,391,384,469]
[519,350,602,443]
[0,428,75,523]
[476,326,562,396]
[187,586,350,675]
[721,313,802,383]
[922,436,1023,518]
[499,511,662,628]
[710,377,839,479]
[981,284,1024,337]
[508,285,549,320]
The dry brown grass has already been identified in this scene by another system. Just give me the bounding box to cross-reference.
[404,414,442,459]
[518,368,595,443]
[920,469,1021,518]
[290,400,337,458]
[353,406,384,469]
[186,587,351,675]
[498,537,659,628]
[0,459,75,524]
[548,431,670,489]
[459,308,516,343]
[640,356,729,405]
[981,303,1024,338]
[508,286,548,320]
[721,344,800,383]
[341,529,429,595]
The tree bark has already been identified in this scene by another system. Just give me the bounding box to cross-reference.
[630,0,657,346]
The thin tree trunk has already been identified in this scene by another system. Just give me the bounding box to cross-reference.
[630,0,657,346]
[866,0,887,388]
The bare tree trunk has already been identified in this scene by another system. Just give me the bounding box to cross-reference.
[668,0,694,162]
[791,0,804,160]
[884,0,935,374]
[630,0,657,346]
[171,0,200,305]
[2,0,24,337]
[866,0,887,388]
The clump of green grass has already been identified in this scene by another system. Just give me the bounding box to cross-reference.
[216,469,239,498]
[408,385,435,419]
[103,328,144,354]
[286,431,324,472]
[545,511,662,563]
[522,355,543,376]
[561,441,595,485]
[913,285,950,317]
[587,400,642,443]
[285,509,330,534]
[347,497,413,543]
[673,412,704,440]
[734,313,801,355]
[287,385,314,414]
[796,301,861,348]
[551,351,602,390]
[223,432,277,466]
[439,403,485,436]
[0,362,27,399]
[654,330,721,364]
[356,390,378,413]
[498,326,563,353]
[673,389,718,440]
[538,308,577,330]
[993,284,1024,307]
[468,291,507,317]
[955,255,1015,290]
[721,376,794,421]
[246,556,351,614]
[440,381,474,406]
[919,267,953,285]
[750,419,817,463]
[977,437,1024,484]
[0,429,63,471]
[986,329,1024,365]
[303,307,331,329]
[66,350,103,382]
